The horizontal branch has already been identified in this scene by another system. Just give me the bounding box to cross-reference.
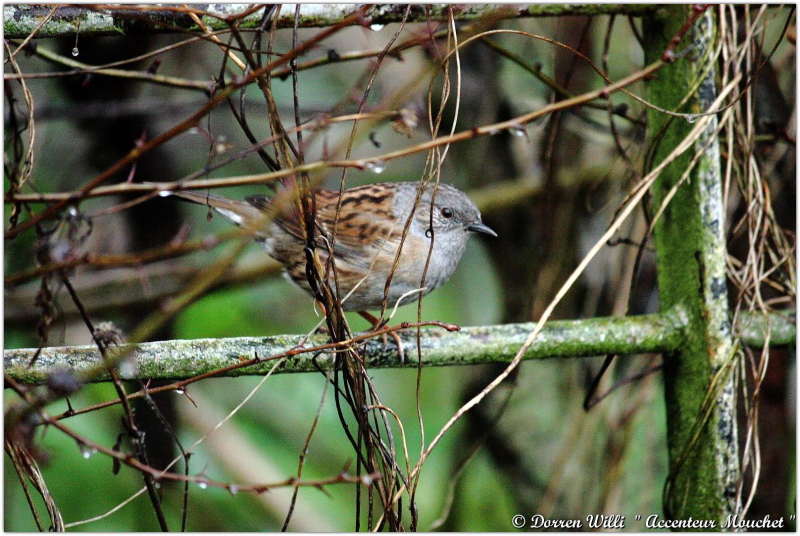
[5,258,282,323]
[7,311,684,385]
[6,310,793,386]
[734,309,797,348]
[4,4,661,39]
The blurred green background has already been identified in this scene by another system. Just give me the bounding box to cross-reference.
[5,6,795,531]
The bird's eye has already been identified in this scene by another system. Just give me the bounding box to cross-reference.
[441,207,454,219]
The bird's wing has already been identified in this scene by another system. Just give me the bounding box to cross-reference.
[245,193,305,240]
[314,189,403,263]
[247,189,401,264]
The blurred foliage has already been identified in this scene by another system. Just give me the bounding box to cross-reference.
[5,5,795,532]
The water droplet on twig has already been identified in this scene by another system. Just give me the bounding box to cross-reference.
[370,23,385,31]
[78,442,97,459]
[197,481,208,490]
[365,159,386,174]
[686,114,697,124]
[229,485,239,495]
[72,18,81,58]
[510,124,527,138]
[158,190,173,198]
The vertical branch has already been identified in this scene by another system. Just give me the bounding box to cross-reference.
[643,6,740,523]
[59,272,170,531]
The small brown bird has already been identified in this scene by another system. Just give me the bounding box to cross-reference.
[171,181,496,331]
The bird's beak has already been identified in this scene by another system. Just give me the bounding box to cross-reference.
[467,221,498,237]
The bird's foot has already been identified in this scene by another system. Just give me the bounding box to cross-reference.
[358,310,405,363]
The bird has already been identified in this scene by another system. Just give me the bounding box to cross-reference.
[170,181,496,351]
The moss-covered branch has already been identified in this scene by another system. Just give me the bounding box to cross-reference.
[644,6,740,524]
[5,309,793,386]
[7,311,687,385]
[4,4,661,39]
[736,310,796,347]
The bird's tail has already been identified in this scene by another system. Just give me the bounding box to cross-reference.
[169,190,264,228]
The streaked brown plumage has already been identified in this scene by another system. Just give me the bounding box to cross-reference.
[171,181,496,312]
